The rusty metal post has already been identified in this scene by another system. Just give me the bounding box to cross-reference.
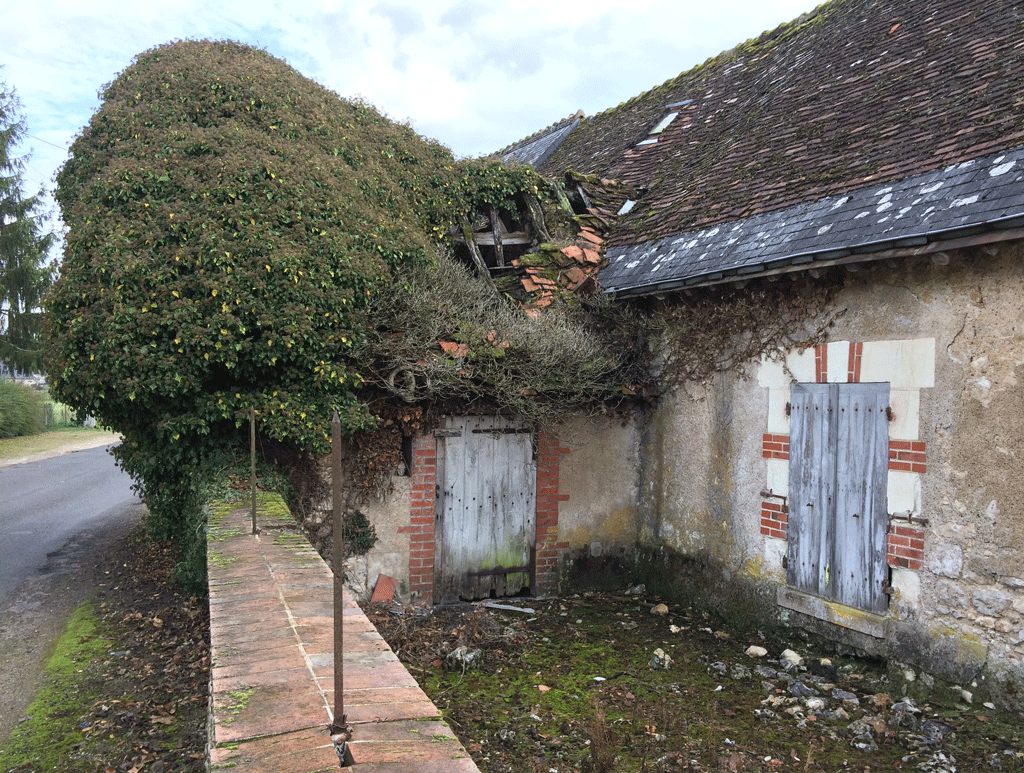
[250,408,257,535]
[331,410,346,731]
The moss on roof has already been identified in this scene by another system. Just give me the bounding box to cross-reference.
[539,0,1024,247]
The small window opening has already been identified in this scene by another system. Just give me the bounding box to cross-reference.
[649,112,678,135]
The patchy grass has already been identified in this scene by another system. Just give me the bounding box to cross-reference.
[0,604,110,770]
[0,534,209,773]
[368,594,1024,773]
[0,428,118,461]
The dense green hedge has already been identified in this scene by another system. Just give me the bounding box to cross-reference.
[0,380,45,438]
[46,40,577,590]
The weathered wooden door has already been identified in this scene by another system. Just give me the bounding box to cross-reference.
[434,416,536,603]
[788,383,889,613]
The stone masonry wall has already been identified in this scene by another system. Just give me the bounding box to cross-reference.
[639,243,1024,708]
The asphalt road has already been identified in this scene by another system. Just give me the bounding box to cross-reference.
[0,442,144,741]
[0,444,141,606]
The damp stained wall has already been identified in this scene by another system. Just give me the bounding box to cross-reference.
[637,243,1024,703]
[555,413,641,556]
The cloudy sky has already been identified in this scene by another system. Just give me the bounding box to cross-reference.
[2,0,821,232]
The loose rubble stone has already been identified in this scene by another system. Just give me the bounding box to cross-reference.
[447,645,482,669]
[804,697,826,712]
[871,692,894,710]
[832,688,860,706]
[822,707,850,722]
[649,648,673,670]
[746,645,768,658]
[781,649,804,669]
[789,681,819,698]
[851,735,879,752]
[730,663,752,680]
[651,603,669,615]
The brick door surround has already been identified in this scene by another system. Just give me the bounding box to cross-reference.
[403,428,569,604]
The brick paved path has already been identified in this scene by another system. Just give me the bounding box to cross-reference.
[207,502,479,772]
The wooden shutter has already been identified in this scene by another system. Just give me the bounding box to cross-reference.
[788,383,889,612]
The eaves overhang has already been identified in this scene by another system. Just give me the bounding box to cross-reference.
[600,146,1024,298]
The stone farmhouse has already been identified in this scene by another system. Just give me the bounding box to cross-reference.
[348,0,1024,709]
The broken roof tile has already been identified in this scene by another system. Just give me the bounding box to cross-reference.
[537,0,1024,265]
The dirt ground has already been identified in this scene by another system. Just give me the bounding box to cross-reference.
[367,593,1024,773]
[0,525,209,772]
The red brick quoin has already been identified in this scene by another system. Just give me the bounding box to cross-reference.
[535,431,571,593]
[760,500,788,539]
[762,435,925,473]
[762,434,790,460]
[404,434,437,602]
[887,523,925,571]
[403,430,570,605]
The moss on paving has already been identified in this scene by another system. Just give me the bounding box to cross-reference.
[0,603,113,771]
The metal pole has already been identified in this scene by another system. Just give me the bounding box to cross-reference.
[250,408,257,535]
[331,410,346,731]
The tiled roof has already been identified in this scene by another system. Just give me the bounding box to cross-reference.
[535,0,1024,292]
[602,145,1024,295]
[500,111,584,168]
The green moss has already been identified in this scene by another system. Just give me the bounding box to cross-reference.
[208,549,236,567]
[0,603,112,770]
[220,687,255,725]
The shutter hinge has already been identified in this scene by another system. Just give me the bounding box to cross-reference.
[886,406,895,422]
[881,580,894,595]
[785,402,791,417]
[782,556,788,569]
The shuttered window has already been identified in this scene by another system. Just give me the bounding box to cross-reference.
[787,383,890,613]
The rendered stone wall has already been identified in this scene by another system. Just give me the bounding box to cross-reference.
[553,414,641,557]
[640,243,1024,709]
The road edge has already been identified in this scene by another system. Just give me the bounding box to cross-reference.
[0,433,121,468]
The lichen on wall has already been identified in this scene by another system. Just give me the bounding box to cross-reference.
[632,243,1024,710]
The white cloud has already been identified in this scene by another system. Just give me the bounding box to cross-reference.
[2,0,818,233]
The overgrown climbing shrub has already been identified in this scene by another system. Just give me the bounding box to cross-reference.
[47,40,469,584]
[47,40,640,589]
[361,249,639,426]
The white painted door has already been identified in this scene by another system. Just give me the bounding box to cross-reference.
[434,416,536,603]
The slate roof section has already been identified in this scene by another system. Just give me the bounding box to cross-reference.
[500,111,584,168]
[536,0,1024,282]
[601,145,1024,296]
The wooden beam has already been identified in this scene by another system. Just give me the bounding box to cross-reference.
[490,205,505,268]
[460,214,499,293]
[523,193,552,242]
[451,231,532,246]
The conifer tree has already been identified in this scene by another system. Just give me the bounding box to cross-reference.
[0,75,55,376]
